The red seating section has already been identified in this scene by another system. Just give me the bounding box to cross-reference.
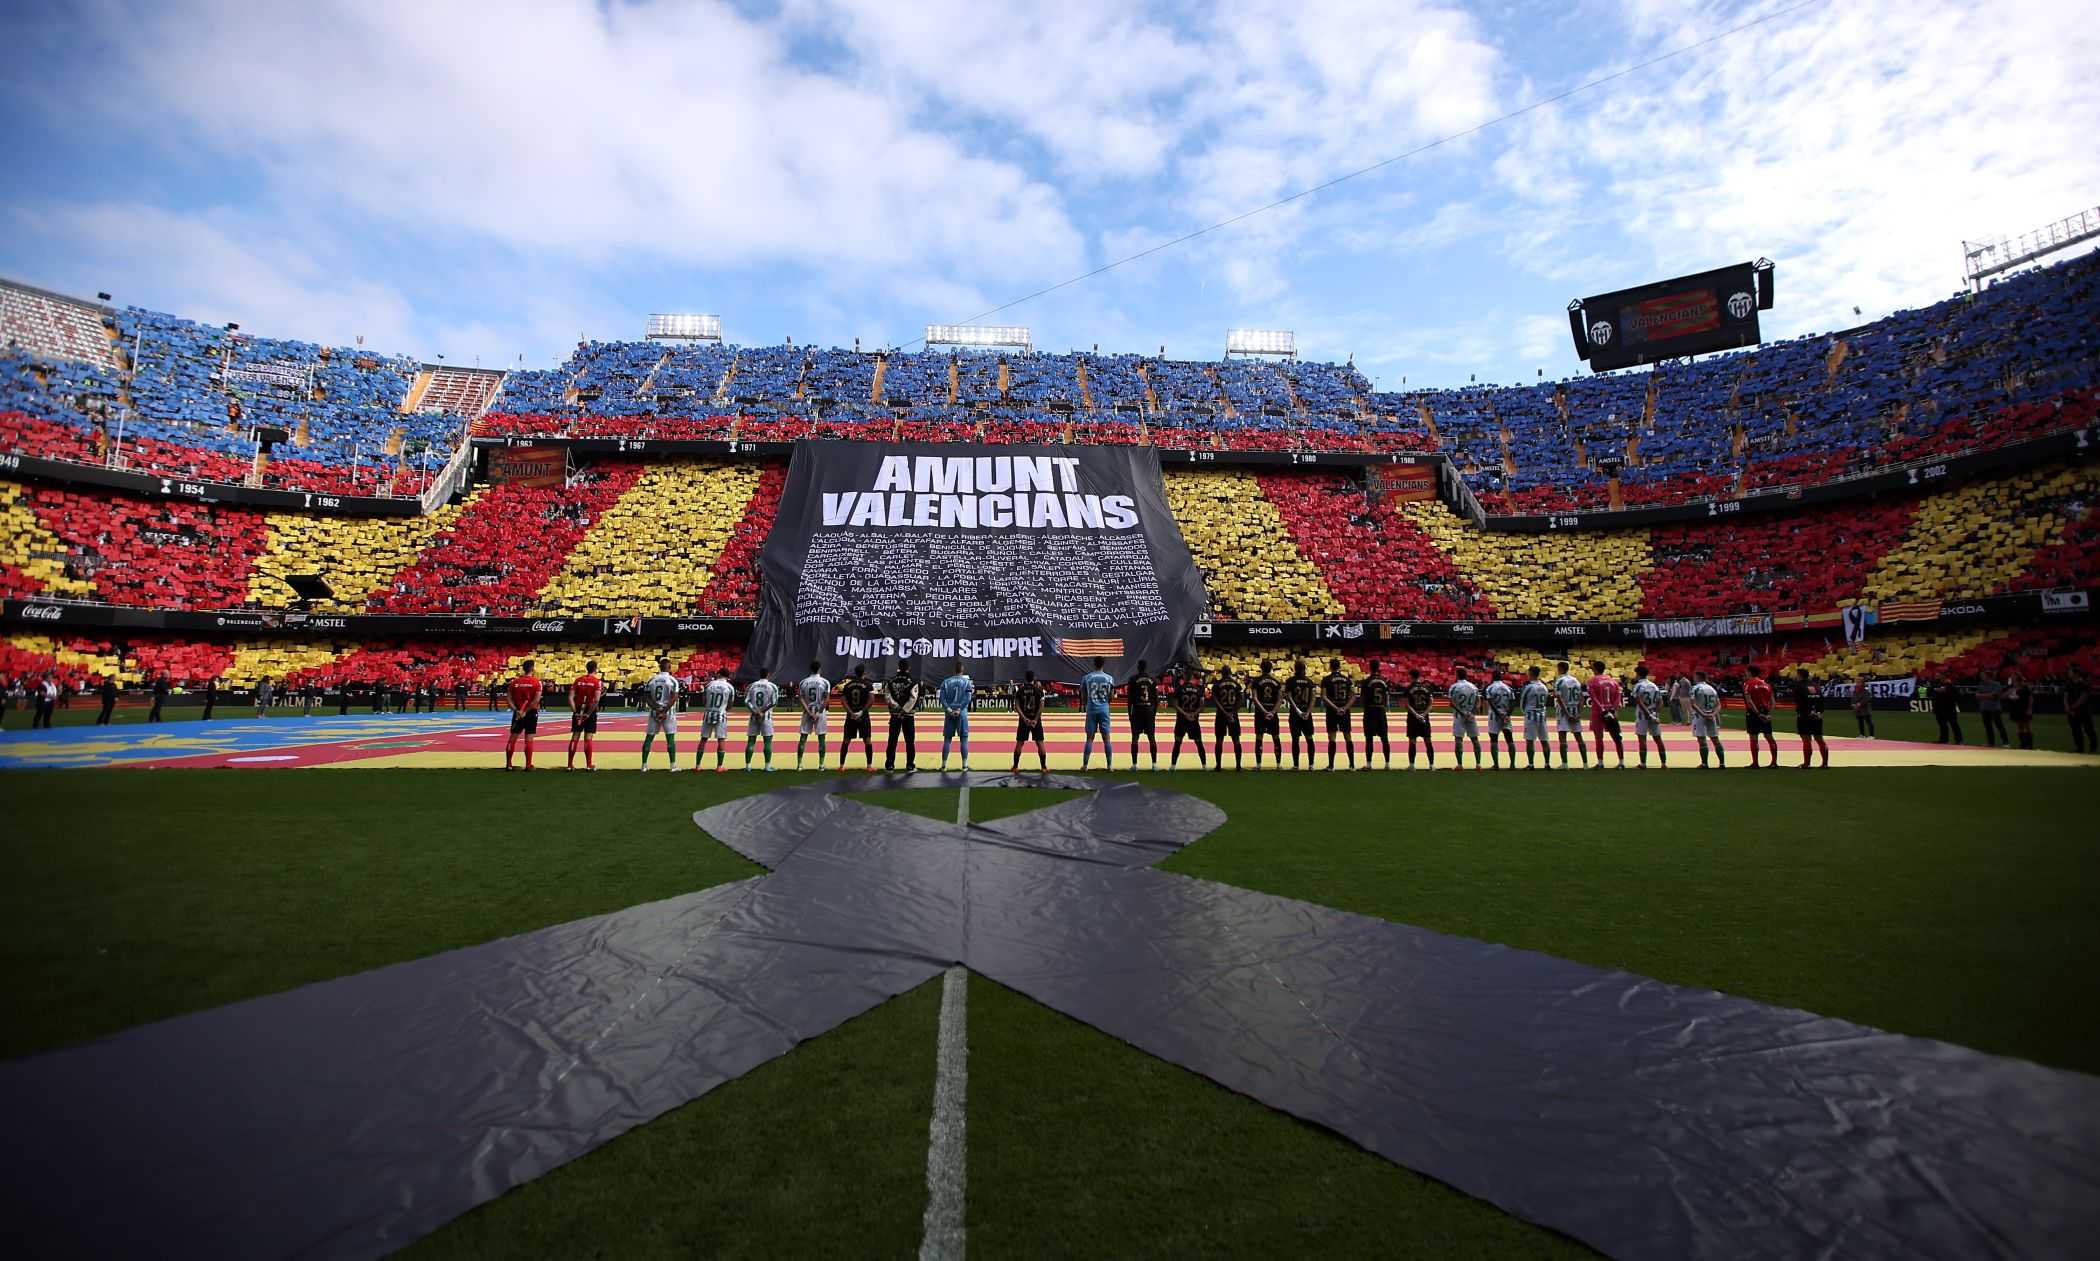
[22,485,267,609]
[1,412,99,462]
[370,466,645,614]
[1254,472,1493,619]
[1639,498,1918,616]
[693,461,787,616]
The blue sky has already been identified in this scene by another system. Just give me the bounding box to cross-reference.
[1,0,2095,389]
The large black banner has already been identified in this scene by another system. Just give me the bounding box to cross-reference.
[739,441,1208,683]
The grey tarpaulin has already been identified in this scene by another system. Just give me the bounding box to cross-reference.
[2,774,2096,1260]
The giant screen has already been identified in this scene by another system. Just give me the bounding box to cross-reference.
[740,441,1209,683]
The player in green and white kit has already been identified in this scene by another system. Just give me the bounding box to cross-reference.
[795,662,832,771]
[1690,670,1725,769]
[1630,663,1667,769]
[1483,671,1516,769]
[1447,666,1483,769]
[698,668,736,770]
[639,657,682,772]
[1551,660,1589,769]
[744,668,781,771]
[1519,665,1551,769]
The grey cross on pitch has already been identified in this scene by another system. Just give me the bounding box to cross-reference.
[2,773,2095,1261]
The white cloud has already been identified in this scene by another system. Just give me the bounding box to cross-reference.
[1491,0,2100,337]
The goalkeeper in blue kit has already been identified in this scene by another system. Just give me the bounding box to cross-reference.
[1078,657,1116,771]
[938,662,976,772]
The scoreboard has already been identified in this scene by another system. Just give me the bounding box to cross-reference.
[1569,260,1773,372]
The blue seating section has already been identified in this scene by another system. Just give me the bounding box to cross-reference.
[800,347,872,405]
[1146,360,1220,415]
[879,351,949,406]
[24,246,2079,509]
[1005,352,1083,408]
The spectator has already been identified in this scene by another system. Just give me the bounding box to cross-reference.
[97,676,118,726]
[34,672,58,729]
[1930,674,1964,745]
[2066,667,2094,754]
[2004,666,2035,750]
[1976,670,2007,747]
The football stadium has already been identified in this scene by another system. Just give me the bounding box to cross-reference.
[3,2,2098,1257]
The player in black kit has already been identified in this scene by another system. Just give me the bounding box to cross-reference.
[1249,660,1284,768]
[1010,670,1047,772]
[1210,667,1245,771]
[1285,659,1317,769]
[1320,657,1356,770]
[1169,666,1208,769]
[1406,668,1436,768]
[1792,666,1829,769]
[883,664,920,772]
[1360,660,1392,769]
[840,665,876,769]
[1127,659,1160,770]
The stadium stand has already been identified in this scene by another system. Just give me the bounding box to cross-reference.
[532,461,761,614]
[368,466,645,614]
[1400,501,1652,621]
[410,366,504,418]
[1161,469,1342,620]
[9,482,268,609]
[1861,463,2097,603]
[692,461,786,616]
[248,503,468,612]
[10,251,2099,513]
[1252,472,1491,619]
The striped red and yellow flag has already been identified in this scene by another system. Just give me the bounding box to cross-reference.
[1876,599,1942,623]
[1056,637,1127,658]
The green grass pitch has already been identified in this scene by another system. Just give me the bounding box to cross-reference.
[5,767,2096,1257]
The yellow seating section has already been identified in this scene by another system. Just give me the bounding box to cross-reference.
[1,482,95,598]
[4,633,124,680]
[1864,464,2098,604]
[1784,627,1998,678]
[518,642,689,690]
[1403,501,1652,620]
[1163,470,1341,620]
[532,462,760,614]
[228,640,356,684]
[250,500,470,610]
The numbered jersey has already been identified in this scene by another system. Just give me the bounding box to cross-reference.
[1553,674,1586,718]
[1485,680,1515,717]
[1080,671,1115,709]
[1448,679,1480,718]
[642,672,679,713]
[798,674,832,711]
[745,679,780,714]
[1519,680,1550,718]
[1691,682,1721,717]
[1632,678,1663,716]
[703,678,736,715]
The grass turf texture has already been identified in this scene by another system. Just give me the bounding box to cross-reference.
[6,767,2096,1256]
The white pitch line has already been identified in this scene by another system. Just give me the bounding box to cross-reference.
[918,782,971,1261]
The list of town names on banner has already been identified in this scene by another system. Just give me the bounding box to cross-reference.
[795,530,1167,631]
